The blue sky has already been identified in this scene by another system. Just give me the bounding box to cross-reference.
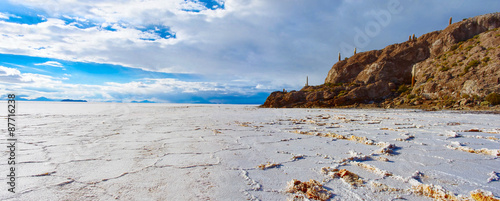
[0,0,499,103]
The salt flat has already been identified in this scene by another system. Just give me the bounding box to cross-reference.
[1,102,499,200]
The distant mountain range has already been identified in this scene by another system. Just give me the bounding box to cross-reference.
[61,99,88,102]
[11,96,154,103]
[13,97,88,102]
[131,100,155,103]
[4,95,155,103]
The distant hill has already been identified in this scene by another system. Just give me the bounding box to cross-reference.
[61,99,87,102]
[11,96,88,102]
[262,13,500,110]
[31,97,54,101]
[131,100,155,103]
[15,96,55,101]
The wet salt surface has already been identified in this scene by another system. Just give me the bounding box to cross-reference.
[0,102,499,200]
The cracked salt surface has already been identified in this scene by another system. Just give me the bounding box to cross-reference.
[0,102,499,200]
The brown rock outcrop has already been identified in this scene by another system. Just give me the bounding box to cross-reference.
[262,13,500,109]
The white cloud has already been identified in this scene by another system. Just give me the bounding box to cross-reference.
[35,61,64,68]
[103,78,225,95]
[0,12,8,19]
[256,84,270,90]
[0,12,20,19]
[0,16,180,68]
[20,73,62,84]
[0,66,27,84]
[0,66,65,85]
[0,66,21,76]
[181,1,208,12]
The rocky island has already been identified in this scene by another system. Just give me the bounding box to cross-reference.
[262,13,500,110]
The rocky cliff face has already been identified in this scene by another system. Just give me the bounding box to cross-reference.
[262,13,500,109]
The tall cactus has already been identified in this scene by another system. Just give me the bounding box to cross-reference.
[354,48,357,55]
[411,65,416,87]
[412,34,416,41]
[339,53,341,61]
[449,17,452,25]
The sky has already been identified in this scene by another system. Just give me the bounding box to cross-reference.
[0,0,499,104]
